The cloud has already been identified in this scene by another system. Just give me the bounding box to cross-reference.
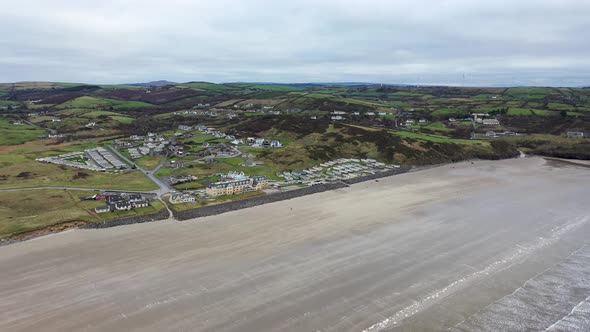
[1,0,589,86]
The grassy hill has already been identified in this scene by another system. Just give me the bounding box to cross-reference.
[1,81,589,162]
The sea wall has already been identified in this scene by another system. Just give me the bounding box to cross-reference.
[341,167,410,185]
[174,182,349,221]
[82,208,170,229]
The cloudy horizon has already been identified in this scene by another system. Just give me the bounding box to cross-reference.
[2,0,590,86]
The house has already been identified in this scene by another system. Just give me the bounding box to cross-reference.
[227,170,246,179]
[405,119,415,125]
[486,131,497,137]
[353,112,360,115]
[94,206,111,214]
[419,119,427,123]
[310,116,317,119]
[255,138,266,145]
[114,201,132,211]
[567,131,585,138]
[270,140,282,148]
[331,111,346,115]
[105,194,124,204]
[125,193,144,203]
[448,118,457,122]
[169,175,194,184]
[331,116,344,120]
[472,113,488,120]
[246,137,256,144]
[366,112,375,116]
[52,118,61,122]
[482,119,500,126]
[169,145,184,156]
[132,200,149,208]
[178,125,192,131]
[85,122,96,128]
[169,194,196,204]
[241,159,257,167]
[169,161,184,168]
[230,139,244,145]
[195,125,208,131]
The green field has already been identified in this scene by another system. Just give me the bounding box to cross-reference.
[0,118,47,145]
[547,102,575,111]
[0,189,164,240]
[431,108,470,116]
[507,107,559,116]
[135,155,165,170]
[0,140,158,190]
[390,129,486,145]
[505,87,554,99]
[56,96,153,110]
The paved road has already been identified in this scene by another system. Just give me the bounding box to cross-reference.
[0,146,171,197]
[0,157,589,332]
[106,144,171,196]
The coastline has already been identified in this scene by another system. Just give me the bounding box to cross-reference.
[1,166,411,246]
[4,154,584,247]
[1,155,589,331]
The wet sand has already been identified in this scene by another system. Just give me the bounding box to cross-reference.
[1,157,589,331]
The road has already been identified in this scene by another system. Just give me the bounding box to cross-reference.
[0,157,589,331]
[106,144,171,196]
[0,145,171,197]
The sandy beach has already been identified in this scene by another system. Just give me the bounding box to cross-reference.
[1,156,589,331]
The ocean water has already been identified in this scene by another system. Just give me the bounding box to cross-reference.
[449,244,590,332]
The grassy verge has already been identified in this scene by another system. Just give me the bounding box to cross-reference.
[0,190,164,240]
[135,155,165,170]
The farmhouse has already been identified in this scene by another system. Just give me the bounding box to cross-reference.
[567,131,585,138]
[126,193,144,203]
[133,200,149,208]
[114,201,132,211]
[169,194,196,204]
[482,119,500,126]
[230,138,244,145]
[94,206,111,214]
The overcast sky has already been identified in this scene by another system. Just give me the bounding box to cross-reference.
[2,0,590,86]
